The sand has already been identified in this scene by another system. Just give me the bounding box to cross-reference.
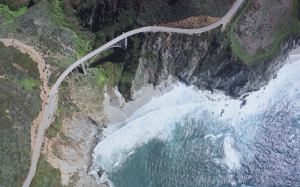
[288,46,300,63]
[103,77,177,125]
[289,46,300,55]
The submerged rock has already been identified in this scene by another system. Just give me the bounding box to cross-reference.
[240,99,247,109]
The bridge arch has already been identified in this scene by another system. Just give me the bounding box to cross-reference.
[72,44,127,75]
[23,1,245,185]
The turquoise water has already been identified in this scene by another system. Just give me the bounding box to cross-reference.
[90,59,300,186]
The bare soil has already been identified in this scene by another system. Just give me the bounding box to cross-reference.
[155,16,221,29]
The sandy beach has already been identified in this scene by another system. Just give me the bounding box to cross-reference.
[289,46,300,55]
[102,44,300,125]
[103,77,178,125]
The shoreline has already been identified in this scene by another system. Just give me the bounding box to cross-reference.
[289,46,300,55]
[91,51,300,184]
[89,77,178,183]
[103,77,178,125]
[102,47,300,125]
[90,54,300,185]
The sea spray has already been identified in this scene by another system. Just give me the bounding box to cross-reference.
[89,59,300,186]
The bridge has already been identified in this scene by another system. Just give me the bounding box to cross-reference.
[74,36,128,75]
[23,0,244,186]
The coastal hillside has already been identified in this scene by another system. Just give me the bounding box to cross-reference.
[0,43,42,186]
[0,0,299,186]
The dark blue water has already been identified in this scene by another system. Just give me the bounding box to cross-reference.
[90,60,300,186]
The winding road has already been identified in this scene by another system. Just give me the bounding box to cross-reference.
[23,0,244,186]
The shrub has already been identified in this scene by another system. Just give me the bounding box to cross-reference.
[0,4,27,25]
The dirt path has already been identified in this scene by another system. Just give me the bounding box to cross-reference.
[20,0,245,186]
[0,38,51,151]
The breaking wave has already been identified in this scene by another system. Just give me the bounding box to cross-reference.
[89,57,300,186]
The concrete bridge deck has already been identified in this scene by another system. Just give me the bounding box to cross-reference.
[23,0,244,186]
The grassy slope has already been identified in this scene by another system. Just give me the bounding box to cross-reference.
[30,155,65,187]
[0,4,27,25]
[0,1,93,186]
[52,0,91,58]
[230,0,299,64]
[0,43,42,186]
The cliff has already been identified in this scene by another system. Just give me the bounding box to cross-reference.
[123,28,299,100]
[64,0,300,100]
[0,0,299,186]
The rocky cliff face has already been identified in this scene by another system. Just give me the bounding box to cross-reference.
[44,117,104,186]
[75,0,233,30]
[125,28,300,100]
[67,0,300,101]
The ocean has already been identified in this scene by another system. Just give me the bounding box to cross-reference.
[89,58,300,186]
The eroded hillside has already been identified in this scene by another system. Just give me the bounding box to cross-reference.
[0,0,299,186]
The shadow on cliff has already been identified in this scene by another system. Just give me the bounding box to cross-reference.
[89,48,126,68]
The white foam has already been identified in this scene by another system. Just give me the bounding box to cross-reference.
[204,133,226,142]
[90,58,300,183]
[223,136,241,170]
[92,102,201,173]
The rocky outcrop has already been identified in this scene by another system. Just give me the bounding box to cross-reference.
[45,117,105,186]
[0,1,77,58]
[126,28,300,99]
[75,0,233,30]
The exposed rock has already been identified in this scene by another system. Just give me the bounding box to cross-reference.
[155,16,221,29]
[97,169,105,178]
[0,1,77,59]
[75,0,233,29]
[45,117,105,186]
[124,28,300,100]
[240,99,247,109]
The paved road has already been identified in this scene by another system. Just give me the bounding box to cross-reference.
[23,0,244,186]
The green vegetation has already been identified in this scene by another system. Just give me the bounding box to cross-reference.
[0,0,41,10]
[59,132,66,139]
[75,35,91,58]
[112,62,126,87]
[47,117,62,138]
[119,59,139,95]
[102,61,125,87]
[52,0,70,28]
[52,146,60,157]
[52,0,91,58]
[0,43,42,186]
[119,38,142,97]
[69,172,80,185]
[92,67,107,89]
[19,78,36,92]
[71,47,126,92]
[0,4,27,25]
[230,0,299,64]
[53,146,58,154]
[47,81,79,138]
[30,155,65,187]
[59,105,65,114]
